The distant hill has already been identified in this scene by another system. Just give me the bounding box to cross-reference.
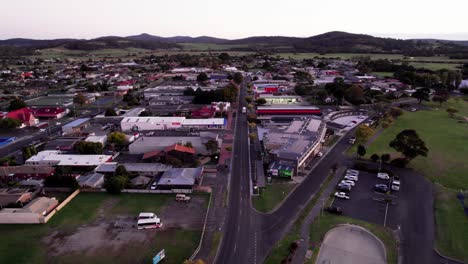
[1,31,468,56]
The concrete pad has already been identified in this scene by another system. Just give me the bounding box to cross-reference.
[316,224,386,264]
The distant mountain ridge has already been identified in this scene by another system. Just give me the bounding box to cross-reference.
[1,31,468,56]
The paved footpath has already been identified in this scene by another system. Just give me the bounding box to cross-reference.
[291,166,346,264]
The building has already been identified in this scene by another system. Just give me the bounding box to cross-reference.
[0,188,32,208]
[120,116,225,132]
[0,197,58,224]
[95,162,172,176]
[130,175,152,188]
[157,167,203,190]
[258,94,303,105]
[44,138,79,151]
[84,135,107,145]
[62,118,91,135]
[129,132,220,155]
[25,151,112,167]
[77,173,105,188]
[0,165,55,180]
[6,108,39,127]
[263,117,327,176]
[31,107,68,119]
[257,105,321,116]
[164,144,196,163]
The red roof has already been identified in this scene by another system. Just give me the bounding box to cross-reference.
[7,108,35,123]
[31,107,66,118]
[142,150,161,160]
[164,144,196,154]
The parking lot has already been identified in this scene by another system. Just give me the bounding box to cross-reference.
[332,170,400,228]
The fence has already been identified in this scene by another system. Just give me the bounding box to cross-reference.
[42,189,81,223]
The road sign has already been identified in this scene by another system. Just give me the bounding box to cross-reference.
[152,249,165,264]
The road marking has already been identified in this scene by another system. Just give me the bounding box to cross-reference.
[384,202,389,227]
[254,232,258,264]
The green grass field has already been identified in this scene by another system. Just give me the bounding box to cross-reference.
[366,98,468,189]
[252,180,297,213]
[364,98,468,260]
[372,72,395,78]
[434,186,468,262]
[0,193,201,264]
[408,62,463,71]
[178,42,251,51]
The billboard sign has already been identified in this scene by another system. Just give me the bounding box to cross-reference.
[153,249,165,264]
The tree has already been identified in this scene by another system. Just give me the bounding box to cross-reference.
[107,132,126,146]
[446,107,459,118]
[73,93,87,106]
[357,144,366,158]
[355,124,374,142]
[0,118,22,130]
[381,153,391,163]
[184,141,193,148]
[22,145,37,161]
[256,98,267,105]
[432,91,449,106]
[67,109,76,117]
[370,154,380,163]
[8,98,26,111]
[249,133,257,140]
[345,84,365,105]
[245,96,253,103]
[115,165,128,177]
[204,139,219,155]
[218,53,230,62]
[74,141,103,154]
[196,72,209,82]
[105,175,128,194]
[389,108,404,118]
[412,87,430,104]
[44,175,79,190]
[233,72,244,85]
[105,108,117,116]
[389,129,428,161]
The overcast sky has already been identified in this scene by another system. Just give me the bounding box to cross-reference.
[1,0,468,40]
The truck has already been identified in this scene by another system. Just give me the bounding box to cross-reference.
[242,106,246,113]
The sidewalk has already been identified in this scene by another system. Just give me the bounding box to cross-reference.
[291,166,346,264]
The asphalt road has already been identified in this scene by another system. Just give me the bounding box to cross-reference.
[216,78,257,264]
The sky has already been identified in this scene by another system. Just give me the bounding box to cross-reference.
[1,0,468,40]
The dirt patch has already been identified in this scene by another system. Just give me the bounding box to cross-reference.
[159,195,206,229]
[43,216,147,257]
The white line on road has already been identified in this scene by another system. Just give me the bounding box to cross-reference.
[384,202,389,227]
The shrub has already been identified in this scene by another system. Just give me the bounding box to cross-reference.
[390,158,409,168]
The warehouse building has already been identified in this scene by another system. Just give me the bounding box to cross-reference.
[120,116,225,132]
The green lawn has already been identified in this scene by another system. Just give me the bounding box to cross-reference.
[307,214,398,264]
[408,62,462,71]
[252,180,297,213]
[0,193,200,264]
[372,72,395,78]
[434,186,468,263]
[366,98,468,189]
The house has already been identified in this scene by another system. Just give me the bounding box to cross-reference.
[0,188,32,208]
[0,165,55,180]
[62,118,91,135]
[164,144,196,163]
[18,197,58,216]
[31,107,68,119]
[130,175,152,188]
[6,108,39,127]
[95,162,172,177]
[157,167,203,190]
[77,173,105,188]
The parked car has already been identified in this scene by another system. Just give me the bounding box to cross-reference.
[150,182,157,190]
[377,173,390,180]
[391,176,400,191]
[39,129,46,132]
[344,175,358,181]
[317,152,323,157]
[358,115,365,119]
[410,108,417,112]
[348,137,356,144]
[337,184,352,192]
[175,194,191,202]
[341,180,355,186]
[325,206,343,215]
[335,192,350,199]
[374,184,388,193]
[346,169,359,175]
[55,122,61,125]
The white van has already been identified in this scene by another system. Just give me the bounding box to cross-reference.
[138,212,157,220]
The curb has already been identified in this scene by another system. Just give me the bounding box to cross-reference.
[189,192,213,261]
[434,247,466,264]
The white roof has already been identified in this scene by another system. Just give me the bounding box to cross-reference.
[27,151,111,166]
[137,218,161,224]
[122,116,185,124]
[138,212,156,218]
[182,118,225,126]
[85,135,107,143]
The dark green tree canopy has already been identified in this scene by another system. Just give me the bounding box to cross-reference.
[389,129,428,160]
